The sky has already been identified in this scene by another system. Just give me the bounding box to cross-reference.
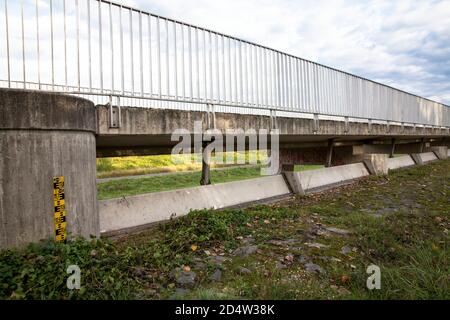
[119,0,450,105]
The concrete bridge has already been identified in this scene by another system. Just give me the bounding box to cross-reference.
[1,0,450,248]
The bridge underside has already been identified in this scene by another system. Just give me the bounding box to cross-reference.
[96,105,450,158]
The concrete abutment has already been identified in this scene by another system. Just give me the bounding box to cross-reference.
[0,89,99,249]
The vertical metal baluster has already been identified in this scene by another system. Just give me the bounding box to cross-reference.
[99,0,103,93]
[181,24,185,99]
[76,0,80,91]
[264,50,268,108]
[188,27,193,99]
[87,0,92,91]
[282,54,286,108]
[209,32,213,102]
[228,38,232,103]
[203,30,207,101]
[249,45,254,106]
[234,40,238,104]
[21,0,26,88]
[165,19,169,97]
[195,28,200,100]
[221,35,226,103]
[130,9,134,95]
[239,41,243,105]
[50,0,54,89]
[139,12,143,96]
[109,2,115,95]
[174,22,178,98]
[148,14,153,96]
[296,59,300,110]
[244,43,248,105]
[63,0,67,89]
[215,33,219,103]
[4,0,10,88]
[157,17,161,98]
[255,47,259,107]
[35,0,41,89]
[119,5,124,95]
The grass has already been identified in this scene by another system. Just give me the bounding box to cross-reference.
[97,151,268,179]
[1,160,448,300]
[97,164,324,200]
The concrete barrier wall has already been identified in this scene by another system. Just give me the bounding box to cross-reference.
[99,175,290,233]
[387,155,416,171]
[412,152,438,165]
[284,163,370,195]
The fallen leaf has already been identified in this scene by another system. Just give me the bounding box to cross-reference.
[183,265,191,272]
[191,245,198,252]
[341,275,350,284]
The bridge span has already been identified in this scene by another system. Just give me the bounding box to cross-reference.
[0,0,450,248]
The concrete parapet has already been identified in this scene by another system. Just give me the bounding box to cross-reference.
[363,154,388,175]
[283,163,370,195]
[99,175,290,233]
[411,152,438,165]
[0,89,99,249]
[387,155,416,171]
[428,146,448,160]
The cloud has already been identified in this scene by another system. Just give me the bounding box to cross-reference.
[122,0,450,105]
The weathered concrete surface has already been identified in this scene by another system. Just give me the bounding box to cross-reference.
[411,152,438,165]
[428,146,448,160]
[387,156,416,171]
[283,163,370,195]
[99,175,290,233]
[363,154,388,175]
[96,106,450,157]
[0,89,99,249]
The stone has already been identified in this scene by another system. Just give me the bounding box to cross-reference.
[209,269,222,282]
[209,255,229,266]
[232,245,259,257]
[324,227,351,236]
[297,255,310,264]
[304,263,325,274]
[305,242,329,249]
[341,246,352,255]
[176,271,197,287]
[238,267,252,275]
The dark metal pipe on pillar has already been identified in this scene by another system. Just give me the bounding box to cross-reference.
[200,141,211,185]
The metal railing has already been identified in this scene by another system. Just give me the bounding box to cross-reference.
[1,0,449,127]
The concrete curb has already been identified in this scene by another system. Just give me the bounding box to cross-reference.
[411,152,438,165]
[387,155,416,171]
[283,163,370,195]
[99,175,290,233]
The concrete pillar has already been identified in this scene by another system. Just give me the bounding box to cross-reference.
[427,146,448,160]
[0,89,99,249]
[362,154,388,175]
[200,141,211,185]
[325,139,334,168]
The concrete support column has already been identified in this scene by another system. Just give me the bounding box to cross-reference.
[0,89,99,249]
[325,139,334,168]
[389,138,396,158]
[427,146,448,160]
[200,141,211,186]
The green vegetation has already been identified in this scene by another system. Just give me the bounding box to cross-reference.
[97,151,268,179]
[98,166,262,200]
[97,164,324,200]
[1,160,448,300]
